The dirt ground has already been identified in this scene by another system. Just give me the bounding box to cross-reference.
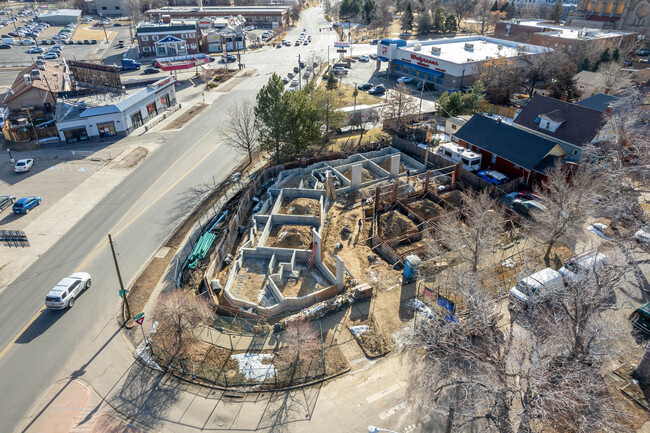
[267,224,314,249]
[282,173,313,189]
[113,147,148,169]
[231,259,269,303]
[163,103,207,130]
[378,158,406,174]
[343,166,375,183]
[276,264,330,298]
[439,190,464,207]
[378,209,419,239]
[279,197,319,215]
[407,198,444,220]
[392,236,437,258]
[347,317,391,358]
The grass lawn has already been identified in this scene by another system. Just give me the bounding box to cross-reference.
[319,82,384,107]
[327,127,390,152]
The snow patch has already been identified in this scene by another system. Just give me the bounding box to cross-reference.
[231,353,277,381]
[349,325,370,337]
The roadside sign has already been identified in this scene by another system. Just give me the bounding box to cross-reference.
[437,295,455,313]
[118,289,129,298]
[135,317,144,325]
[334,41,350,48]
[133,312,144,321]
[336,49,347,53]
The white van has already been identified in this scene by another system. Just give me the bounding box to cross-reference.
[509,268,563,307]
[558,250,609,283]
[436,142,482,171]
[44,272,92,309]
[2,37,15,45]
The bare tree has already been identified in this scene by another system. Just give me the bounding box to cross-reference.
[349,107,380,147]
[228,98,259,165]
[599,61,625,93]
[154,290,214,357]
[453,0,476,27]
[434,190,504,272]
[371,0,394,36]
[472,0,501,35]
[530,162,602,266]
[277,318,321,367]
[382,82,419,132]
[402,271,629,433]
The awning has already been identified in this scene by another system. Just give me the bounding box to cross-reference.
[393,59,444,77]
[378,56,389,62]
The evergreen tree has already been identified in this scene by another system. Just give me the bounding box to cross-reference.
[503,1,516,18]
[549,0,563,24]
[401,2,414,31]
[417,9,434,34]
[612,47,620,62]
[255,74,289,164]
[340,0,363,19]
[445,14,457,32]
[325,70,338,90]
[433,7,446,32]
[578,57,591,72]
[491,0,498,11]
[362,0,376,24]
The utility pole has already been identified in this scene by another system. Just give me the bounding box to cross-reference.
[419,78,425,117]
[108,234,132,323]
[100,14,108,43]
[298,53,302,91]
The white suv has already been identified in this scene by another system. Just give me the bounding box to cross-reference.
[558,250,608,283]
[45,272,91,309]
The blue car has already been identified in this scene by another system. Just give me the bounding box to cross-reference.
[477,170,509,185]
[13,196,41,214]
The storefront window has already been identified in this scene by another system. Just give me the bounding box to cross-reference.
[63,128,89,142]
[147,103,157,117]
[96,122,116,137]
[131,111,143,128]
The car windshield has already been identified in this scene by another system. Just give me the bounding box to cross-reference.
[515,281,533,296]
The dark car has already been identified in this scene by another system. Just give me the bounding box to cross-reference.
[76,40,83,44]
[223,54,236,62]
[91,39,97,44]
[358,83,373,90]
[637,48,650,56]
[0,44,10,49]
[0,195,15,212]
[417,81,436,91]
[477,169,509,185]
[143,66,160,74]
[368,85,386,95]
[293,66,299,73]
[113,22,122,26]
[12,196,41,214]
[83,39,90,44]
[370,39,379,45]
[299,61,305,68]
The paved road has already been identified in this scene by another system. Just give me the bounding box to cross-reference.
[0,7,337,433]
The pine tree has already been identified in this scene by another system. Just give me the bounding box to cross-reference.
[549,0,563,24]
[433,7,446,32]
[491,0,498,11]
[417,10,433,35]
[401,2,414,31]
[255,74,289,164]
[445,14,457,32]
[578,57,591,72]
[362,0,376,25]
[612,47,620,62]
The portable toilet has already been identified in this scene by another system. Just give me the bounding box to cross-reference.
[403,254,421,282]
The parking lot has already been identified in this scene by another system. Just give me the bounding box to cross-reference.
[0,148,110,230]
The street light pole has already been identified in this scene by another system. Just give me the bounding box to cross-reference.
[108,233,132,324]
[368,426,399,433]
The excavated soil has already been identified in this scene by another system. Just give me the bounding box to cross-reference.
[378,210,419,239]
[279,197,319,215]
[277,265,330,298]
[343,167,375,183]
[267,224,314,249]
[439,190,464,207]
[378,159,406,174]
[231,259,269,303]
[408,199,444,220]
[348,318,391,358]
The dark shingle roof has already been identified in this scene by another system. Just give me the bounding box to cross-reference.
[575,93,620,112]
[513,94,607,147]
[454,114,558,172]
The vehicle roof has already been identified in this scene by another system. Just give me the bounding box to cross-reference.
[521,268,561,288]
[47,273,88,295]
[16,158,31,163]
[565,250,607,266]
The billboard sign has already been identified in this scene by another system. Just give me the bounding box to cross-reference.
[334,41,350,48]
[67,60,124,93]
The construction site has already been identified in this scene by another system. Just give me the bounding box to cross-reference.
[151,144,583,389]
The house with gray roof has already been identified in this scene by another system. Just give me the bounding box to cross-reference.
[512,94,609,161]
[453,114,567,185]
[55,76,177,142]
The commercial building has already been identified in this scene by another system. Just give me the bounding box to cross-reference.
[85,0,126,15]
[37,9,82,25]
[144,6,290,28]
[136,22,200,57]
[567,0,650,35]
[55,76,177,142]
[494,19,638,51]
[377,36,549,90]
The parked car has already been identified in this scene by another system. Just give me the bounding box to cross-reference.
[558,250,609,283]
[368,85,386,95]
[18,38,34,45]
[28,46,43,53]
[358,83,373,90]
[91,39,97,44]
[333,66,348,75]
[113,22,122,26]
[44,272,92,309]
[512,199,546,217]
[358,55,370,62]
[294,40,301,46]
[143,66,160,74]
[303,40,309,45]
[477,169,509,185]
[637,48,650,56]
[417,81,436,91]
[43,52,60,59]
[287,72,294,78]
[12,196,41,214]
[290,79,299,87]
[14,158,34,172]
[509,268,564,308]
[0,43,10,49]
[397,76,413,84]
[0,195,15,212]
[293,66,299,73]
[630,302,650,334]
[370,39,379,45]
[282,77,289,84]
[224,54,236,62]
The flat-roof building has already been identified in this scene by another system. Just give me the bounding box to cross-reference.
[38,9,82,25]
[144,6,290,28]
[494,19,637,51]
[377,36,549,89]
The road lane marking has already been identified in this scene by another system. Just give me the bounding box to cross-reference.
[0,306,45,360]
[0,126,225,362]
[379,400,410,421]
[366,384,402,403]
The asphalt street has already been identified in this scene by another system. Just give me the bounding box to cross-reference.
[0,7,339,433]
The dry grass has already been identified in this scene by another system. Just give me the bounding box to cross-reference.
[328,128,389,152]
[72,24,115,42]
[319,82,384,106]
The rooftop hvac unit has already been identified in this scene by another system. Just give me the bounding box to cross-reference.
[464,43,474,51]
[431,46,441,55]
[78,102,86,109]
[23,74,31,85]
[414,43,421,51]
[497,44,503,50]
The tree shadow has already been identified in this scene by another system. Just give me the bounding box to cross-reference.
[256,381,323,432]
